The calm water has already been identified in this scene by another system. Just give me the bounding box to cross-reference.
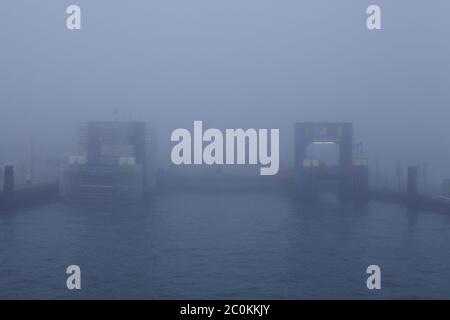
[1,192,450,299]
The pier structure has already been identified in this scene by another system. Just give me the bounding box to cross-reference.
[1,120,449,213]
[0,164,58,210]
[1,165,15,206]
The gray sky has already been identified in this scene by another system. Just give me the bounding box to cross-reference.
[1,1,449,181]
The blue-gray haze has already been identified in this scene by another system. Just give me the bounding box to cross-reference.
[1,1,450,300]
[0,1,449,179]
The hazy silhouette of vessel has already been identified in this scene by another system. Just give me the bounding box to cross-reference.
[60,121,156,203]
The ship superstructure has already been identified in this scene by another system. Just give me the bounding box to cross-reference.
[60,121,156,202]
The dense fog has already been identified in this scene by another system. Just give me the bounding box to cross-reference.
[1,0,449,185]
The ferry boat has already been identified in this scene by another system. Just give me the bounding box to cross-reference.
[60,121,156,202]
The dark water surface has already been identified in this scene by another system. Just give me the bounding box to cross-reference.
[1,192,450,299]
